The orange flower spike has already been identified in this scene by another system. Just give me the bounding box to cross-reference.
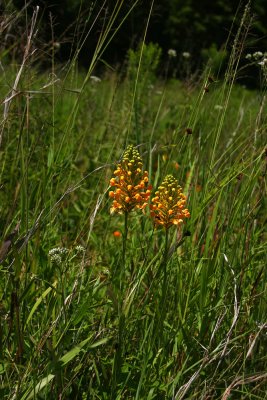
[151,174,190,229]
[109,145,151,214]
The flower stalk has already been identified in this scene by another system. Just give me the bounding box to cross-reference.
[109,145,152,391]
[150,175,190,343]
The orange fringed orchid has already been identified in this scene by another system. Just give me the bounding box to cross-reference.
[109,145,152,214]
[150,174,190,229]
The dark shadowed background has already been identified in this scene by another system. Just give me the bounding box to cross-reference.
[2,0,267,84]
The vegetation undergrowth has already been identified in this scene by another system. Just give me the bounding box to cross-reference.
[0,2,266,399]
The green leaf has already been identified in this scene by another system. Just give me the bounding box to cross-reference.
[25,283,57,327]
[59,336,109,366]
[60,336,92,366]
[88,337,110,349]
[23,374,55,400]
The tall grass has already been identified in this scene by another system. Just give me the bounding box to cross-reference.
[0,2,266,399]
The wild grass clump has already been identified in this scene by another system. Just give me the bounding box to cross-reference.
[0,3,266,399]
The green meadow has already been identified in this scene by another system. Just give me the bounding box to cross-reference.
[0,6,267,400]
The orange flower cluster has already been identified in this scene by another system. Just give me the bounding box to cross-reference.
[109,145,152,214]
[150,174,190,229]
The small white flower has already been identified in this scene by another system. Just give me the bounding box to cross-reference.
[48,247,68,256]
[90,75,101,83]
[245,53,252,60]
[253,51,263,60]
[50,254,62,265]
[182,52,191,59]
[75,245,85,253]
[168,49,177,58]
[258,58,267,66]
[48,248,58,256]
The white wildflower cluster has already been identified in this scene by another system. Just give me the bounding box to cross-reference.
[182,52,190,59]
[258,58,267,67]
[75,245,85,254]
[168,49,177,58]
[245,51,267,67]
[49,253,62,265]
[49,247,68,256]
[167,49,191,60]
[48,247,69,265]
[48,245,86,265]
[90,75,101,83]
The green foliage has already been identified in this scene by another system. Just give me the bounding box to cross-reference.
[201,43,228,74]
[127,42,162,143]
[127,42,162,86]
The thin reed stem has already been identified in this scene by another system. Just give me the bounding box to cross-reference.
[112,212,128,395]
[122,212,128,269]
[162,228,169,308]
